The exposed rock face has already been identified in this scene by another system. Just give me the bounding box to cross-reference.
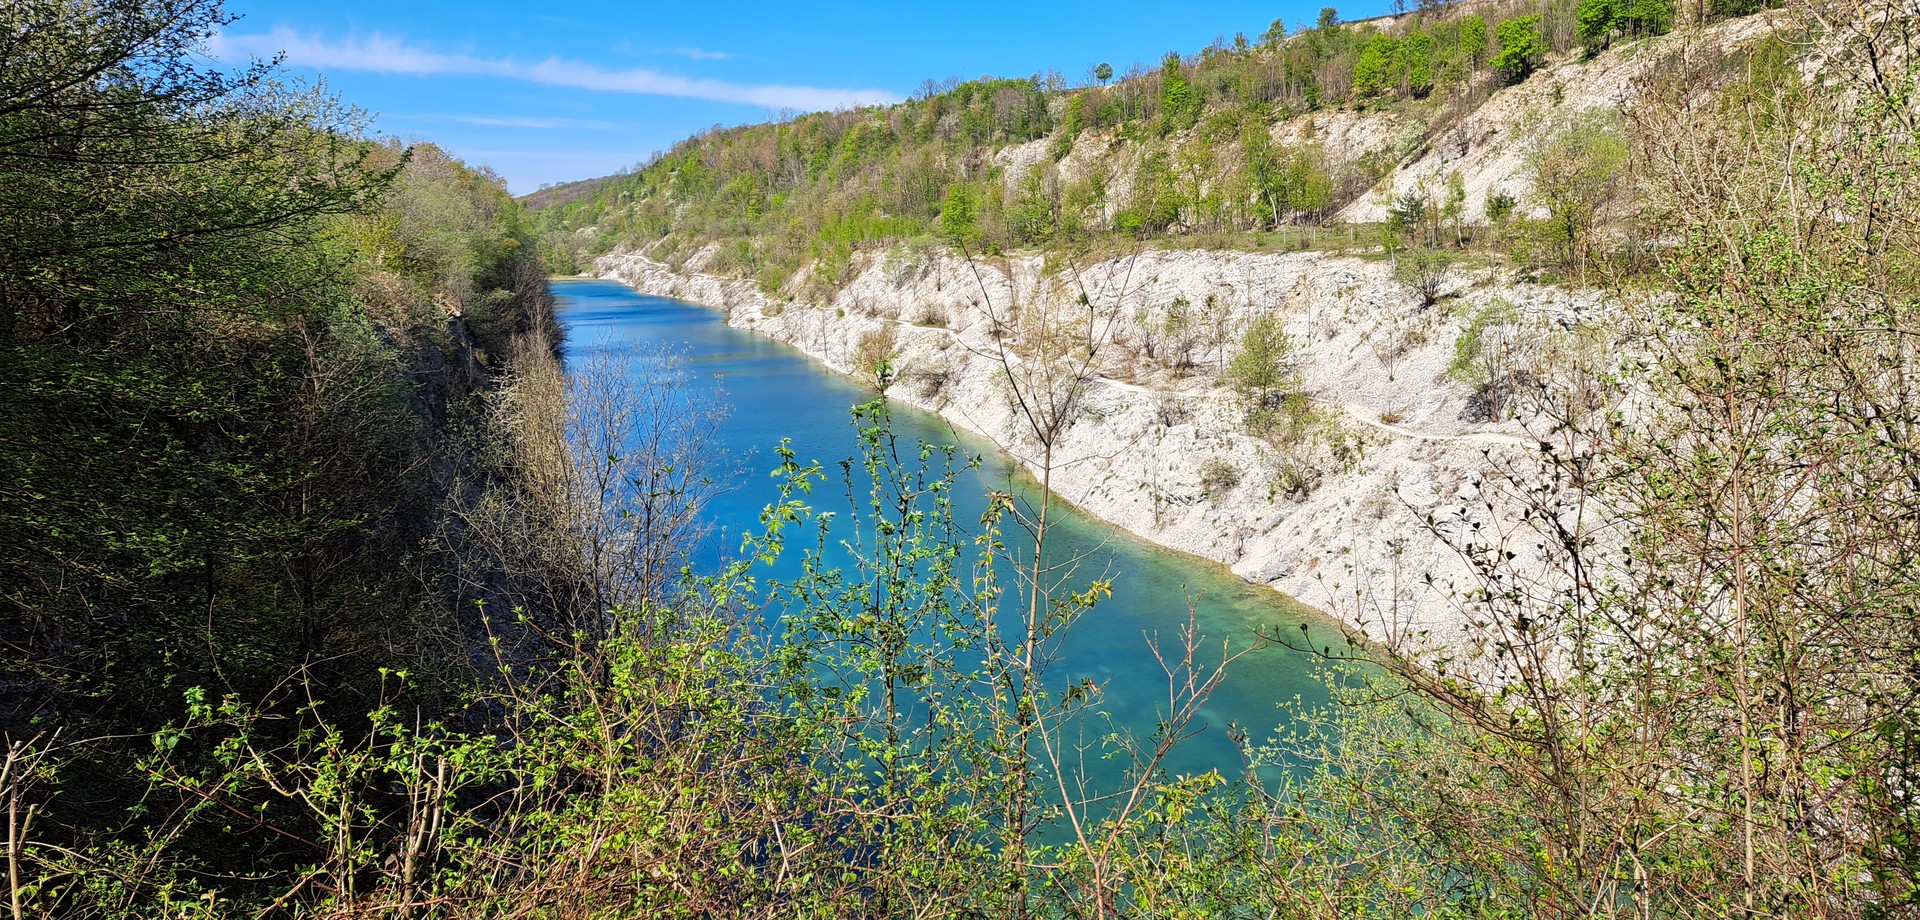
[1333,10,1791,225]
[594,245,1601,659]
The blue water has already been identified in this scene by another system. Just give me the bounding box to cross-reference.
[554,278,1335,783]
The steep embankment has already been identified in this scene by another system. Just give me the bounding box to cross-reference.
[593,244,1601,651]
[1337,10,1791,223]
[547,8,1795,653]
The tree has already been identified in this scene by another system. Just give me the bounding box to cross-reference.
[939,183,978,245]
[1622,0,1676,37]
[1526,109,1628,278]
[0,1,564,911]
[1352,33,1403,99]
[1119,152,1182,235]
[1577,0,1620,54]
[1094,61,1114,84]
[1492,15,1547,83]
[1010,166,1059,244]
[1485,188,1518,224]
[1579,0,1672,54]
[1458,16,1490,71]
[1441,169,1468,244]
[1707,0,1776,17]
[1226,312,1300,420]
[1268,16,1920,915]
[1245,128,1325,229]
[1404,31,1437,96]
[1387,189,1435,249]
[1393,247,1456,306]
[1158,52,1199,133]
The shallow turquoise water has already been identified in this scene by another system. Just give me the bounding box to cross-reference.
[554,278,1335,783]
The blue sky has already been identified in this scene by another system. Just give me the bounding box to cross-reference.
[212,1,1388,195]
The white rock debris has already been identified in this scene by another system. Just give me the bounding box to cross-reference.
[595,244,1597,664]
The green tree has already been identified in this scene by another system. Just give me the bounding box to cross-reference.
[1404,31,1437,96]
[1243,126,1289,227]
[1386,189,1433,249]
[1010,168,1057,245]
[1458,15,1490,71]
[1226,313,1299,419]
[1622,0,1676,37]
[939,182,978,246]
[1052,95,1085,160]
[1492,15,1547,83]
[1094,61,1114,84]
[1351,33,1403,98]
[1707,0,1776,17]
[1158,52,1200,133]
[1393,247,1456,306]
[1526,109,1629,277]
[0,1,560,911]
[1119,152,1182,236]
[1577,0,1620,54]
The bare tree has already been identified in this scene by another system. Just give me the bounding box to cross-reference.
[463,334,738,644]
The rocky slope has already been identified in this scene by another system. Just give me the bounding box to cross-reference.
[569,12,1804,658]
[1335,10,1791,224]
[593,244,1600,657]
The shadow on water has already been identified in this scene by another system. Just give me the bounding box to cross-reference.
[553,278,1348,791]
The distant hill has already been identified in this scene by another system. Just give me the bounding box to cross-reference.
[518,174,619,213]
[526,0,1795,281]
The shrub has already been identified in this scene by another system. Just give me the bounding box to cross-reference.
[904,359,953,401]
[1199,457,1243,497]
[1393,248,1457,307]
[1485,189,1518,224]
[1449,297,1527,420]
[1526,109,1629,279]
[854,325,899,389]
[1226,313,1300,421]
[905,299,949,327]
[1270,457,1322,500]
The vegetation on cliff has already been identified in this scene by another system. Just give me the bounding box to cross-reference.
[531,0,1779,290]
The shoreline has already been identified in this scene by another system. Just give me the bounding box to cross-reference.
[586,246,1558,659]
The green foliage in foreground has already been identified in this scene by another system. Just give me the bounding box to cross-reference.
[0,0,559,906]
[2,392,1748,918]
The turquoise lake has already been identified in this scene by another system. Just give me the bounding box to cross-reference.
[554,278,1338,783]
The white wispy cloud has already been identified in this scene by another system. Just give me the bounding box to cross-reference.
[385,113,627,131]
[611,39,736,62]
[211,27,899,110]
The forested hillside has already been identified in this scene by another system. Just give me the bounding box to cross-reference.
[0,1,568,911]
[534,0,1781,285]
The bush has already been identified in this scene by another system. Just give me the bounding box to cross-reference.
[1270,457,1322,500]
[1485,189,1518,224]
[1393,248,1457,307]
[1199,457,1243,497]
[912,302,950,327]
[854,325,900,389]
[1526,109,1629,278]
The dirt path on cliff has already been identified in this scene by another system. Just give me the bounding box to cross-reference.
[1335,402,1533,448]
